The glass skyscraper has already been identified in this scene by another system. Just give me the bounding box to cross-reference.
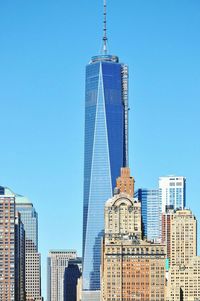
[135,189,161,242]
[82,53,128,300]
[15,195,38,252]
[15,195,42,300]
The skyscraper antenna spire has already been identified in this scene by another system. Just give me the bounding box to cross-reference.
[102,0,108,54]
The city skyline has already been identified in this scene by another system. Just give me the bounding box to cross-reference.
[0,1,200,299]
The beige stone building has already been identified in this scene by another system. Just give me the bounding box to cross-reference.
[166,256,200,301]
[170,209,197,267]
[104,192,142,240]
[101,192,166,301]
[166,209,200,301]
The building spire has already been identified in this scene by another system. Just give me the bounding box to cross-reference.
[102,0,108,54]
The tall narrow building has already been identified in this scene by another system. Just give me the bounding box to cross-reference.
[0,187,16,301]
[166,209,200,300]
[0,187,26,301]
[15,212,26,301]
[15,195,42,301]
[170,209,196,267]
[82,2,128,300]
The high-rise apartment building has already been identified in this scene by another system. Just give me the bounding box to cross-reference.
[0,187,16,301]
[82,3,128,299]
[135,189,161,242]
[102,191,166,301]
[47,250,77,301]
[15,194,42,300]
[159,176,186,213]
[0,187,26,301]
[116,167,134,197]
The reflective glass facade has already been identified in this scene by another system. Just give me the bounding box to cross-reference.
[135,189,161,242]
[15,196,42,299]
[15,199,38,252]
[82,55,127,293]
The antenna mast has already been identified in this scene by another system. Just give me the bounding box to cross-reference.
[102,0,108,54]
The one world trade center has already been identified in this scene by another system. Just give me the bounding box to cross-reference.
[82,1,129,300]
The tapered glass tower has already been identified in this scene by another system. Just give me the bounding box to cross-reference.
[82,2,128,299]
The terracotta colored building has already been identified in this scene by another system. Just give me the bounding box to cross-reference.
[116,167,135,197]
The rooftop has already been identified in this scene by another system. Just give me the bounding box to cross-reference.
[90,54,119,64]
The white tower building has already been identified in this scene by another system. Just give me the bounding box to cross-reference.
[159,176,186,213]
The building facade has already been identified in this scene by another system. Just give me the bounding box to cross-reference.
[15,212,26,301]
[0,187,16,301]
[170,209,196,267]
[116,167,134,197]
[135,189,161,242]
[166,256,200,301]
[0,187,26,301]
[15,195,42,300]
[161,206,174,265]
[82,53,128,300]
[64,257,82,301]
[166,257,200,301]
[47,250,77,301]
[159,176,186,213]
[166,209,200,300]
[102,192,166,301]
[104,192,142,240]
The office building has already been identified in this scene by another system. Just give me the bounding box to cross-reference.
[170,209,196,267]
[82,2,128,299]
[47,250,77,301]
[64,257,82,301]
[135,189,161,242]
[166,209,200,300]
[15,194,42,300]
[102,192,166,301]
[116,167,134,197]
[159,176,186,213]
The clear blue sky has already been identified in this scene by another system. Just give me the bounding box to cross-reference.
[0,0,200,299]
